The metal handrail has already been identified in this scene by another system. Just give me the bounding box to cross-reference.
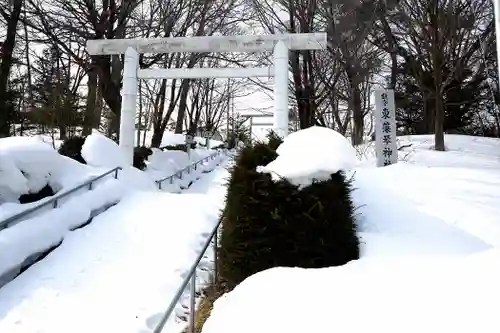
[153,216,223,333]
[155,150,224,189]
[0,167,122,231]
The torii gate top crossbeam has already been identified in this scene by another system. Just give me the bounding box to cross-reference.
[86,33,327,55]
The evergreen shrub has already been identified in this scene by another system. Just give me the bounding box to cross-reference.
[162,142,197,152]
[133,146,152,170]
[265,129,283,150]
[58,136,87,164]
[18,184,55,204]
[219,141,359,289]
[211,143,225,150]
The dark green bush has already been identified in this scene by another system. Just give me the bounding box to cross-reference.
[265,130,283,151]
[218,142,359,289]
[58,136,87,164]
[133,146,152,170]
[211,143,226,150]
[162,142,197,152]
[18,184,56,204]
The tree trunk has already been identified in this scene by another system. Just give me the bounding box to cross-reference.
[96,55,122,137]
[174,80,191,134]
[82,61,98,136]
[136,81,143,146]
[59,125,67,140]
[150,79,168,147]
[379,10,397,89]
[347,70,364,145]
[0,0,23,137]
[430,3,445,151]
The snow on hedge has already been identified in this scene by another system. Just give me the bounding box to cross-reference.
[257,126,358,187]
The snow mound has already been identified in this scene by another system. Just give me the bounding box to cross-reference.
[0,137,92,204]
[80,133,156,191]
[81,133,128,168]
[0,153,29,202]
[257,126,358,187]
[149,131,223,148]
[202,249,500,333]
[145,148,182,176]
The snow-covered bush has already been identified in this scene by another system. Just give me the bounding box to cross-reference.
[59,133,152,171]
[219,128,360,290]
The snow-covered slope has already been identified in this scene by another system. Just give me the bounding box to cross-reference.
[201,133,500,333]
[0,164,229,333]
[356,134,500,249]
[0,132,226,296]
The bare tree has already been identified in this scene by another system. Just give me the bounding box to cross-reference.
[24,0,144,137]
[371,0,495,148]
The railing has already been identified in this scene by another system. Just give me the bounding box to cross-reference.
[0,167,122,231]
[155,150,224,190]
[153,217,222,333]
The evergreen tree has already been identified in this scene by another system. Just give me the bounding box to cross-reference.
[30,44,81,139]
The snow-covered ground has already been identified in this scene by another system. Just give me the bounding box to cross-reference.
[0,131,226,301]
[0,130,229,332]
[2,128,500,333]
[202,131,500,333]
[0,162,229,333]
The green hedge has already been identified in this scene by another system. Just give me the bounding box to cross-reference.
[162,142,197,152]
[218,141,359,289]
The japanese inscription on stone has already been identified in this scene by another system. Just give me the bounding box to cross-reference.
[374,89,397,167]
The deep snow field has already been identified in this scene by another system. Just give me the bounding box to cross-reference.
[1,128,500,333]
[202,131,500,333]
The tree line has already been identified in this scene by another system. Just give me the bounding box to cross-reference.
[0,0,498,150]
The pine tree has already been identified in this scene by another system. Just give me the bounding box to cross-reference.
[30,44,80,139]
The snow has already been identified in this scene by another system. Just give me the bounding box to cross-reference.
[0,133,227,298]
[257,126,358,188]
[0,180,123,288]
[0,160,229,333]
[0,136,95,204]
[202,134,500,333]
[81,132,129,168]
[203,249,500,333]
[137,131,224,149]
[2,130,500,333]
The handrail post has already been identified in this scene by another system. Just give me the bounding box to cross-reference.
[189,272,196,333]
[114,168,119,179]
[214,225,218,284]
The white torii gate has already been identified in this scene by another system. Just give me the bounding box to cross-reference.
[86,33,327,165]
